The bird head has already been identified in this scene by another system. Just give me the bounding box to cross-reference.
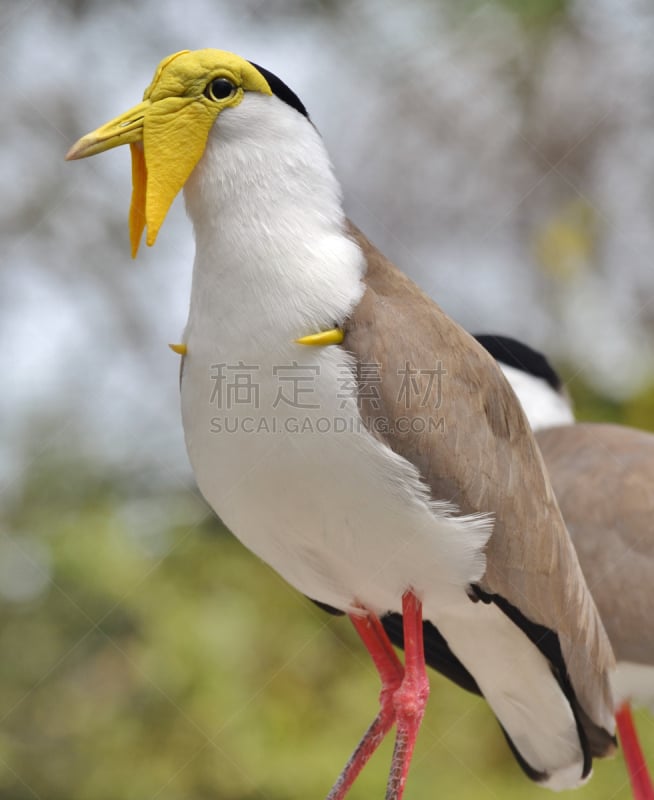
[473,334,575,430]
[66,49,306,257]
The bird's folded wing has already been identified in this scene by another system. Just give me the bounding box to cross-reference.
[342,223,615,735]
[537,423,654,669]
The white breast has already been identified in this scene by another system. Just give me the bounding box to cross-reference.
[181,337,493,615]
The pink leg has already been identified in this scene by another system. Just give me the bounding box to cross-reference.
[385,591,430,800]
[616,702,654,800]
[326,610,405,800]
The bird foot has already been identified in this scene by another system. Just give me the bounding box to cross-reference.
[384,592,430,800]
[326,612,404,800]
[326,591,429,800]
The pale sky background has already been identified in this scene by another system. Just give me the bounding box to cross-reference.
[3,0,654,492]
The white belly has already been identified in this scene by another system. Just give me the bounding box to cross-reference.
[181,337,492,616]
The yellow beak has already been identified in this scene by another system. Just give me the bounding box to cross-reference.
[66,102,152,257]
[65,100,150,161]
[65,93,218,258]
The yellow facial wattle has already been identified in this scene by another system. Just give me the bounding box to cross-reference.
[65,49,272,257]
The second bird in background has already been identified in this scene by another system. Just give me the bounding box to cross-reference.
[475,333,654,800]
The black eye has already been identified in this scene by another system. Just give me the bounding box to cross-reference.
[205,78,236,101]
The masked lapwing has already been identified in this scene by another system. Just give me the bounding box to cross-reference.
[472,333,654,800]
[66,50,616,798]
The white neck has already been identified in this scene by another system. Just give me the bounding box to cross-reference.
[499,364,575,431]
[183,93,365,348]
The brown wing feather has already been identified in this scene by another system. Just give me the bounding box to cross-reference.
[341,223,615,736]
[537,423,654,666]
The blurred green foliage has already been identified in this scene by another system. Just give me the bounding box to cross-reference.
[535,200,598,281]
[493,0,569,26]
[568,375,654,432]
[1,375,653,800]
[455,0,569,29]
